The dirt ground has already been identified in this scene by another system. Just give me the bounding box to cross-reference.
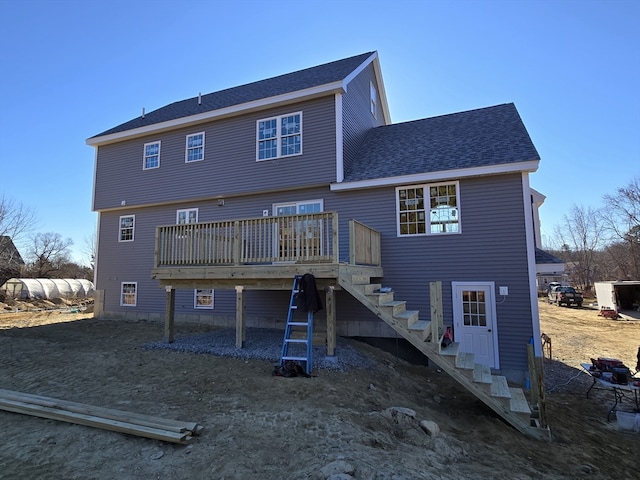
[0,300,639,480]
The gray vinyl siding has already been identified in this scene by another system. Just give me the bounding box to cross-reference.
[93,97,336,211]
[96,172,533,374]
[342,63,385,172]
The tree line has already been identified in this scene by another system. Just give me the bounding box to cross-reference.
[544,177,639,292]
[0,196,94,286]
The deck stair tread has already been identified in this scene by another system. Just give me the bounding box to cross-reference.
[380,300,408,316]
[473,364,493,383]
[439,342,460,357]
[509,388,532,415]
[490,375,512,398]
[363,284,383,294]
[455,352,475,370]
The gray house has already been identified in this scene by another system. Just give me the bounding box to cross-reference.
[87,52,547,438]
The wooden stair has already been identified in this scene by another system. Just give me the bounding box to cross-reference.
[338,273,548,440]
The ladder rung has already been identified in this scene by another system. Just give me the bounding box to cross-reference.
[285,338,308,344]
[282,356,308,362]
[288,322,308,326]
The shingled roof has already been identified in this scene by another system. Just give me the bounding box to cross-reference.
[92,52,375,138]
[344,103,540,182]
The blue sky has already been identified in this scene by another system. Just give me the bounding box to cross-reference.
[0,0,638,265]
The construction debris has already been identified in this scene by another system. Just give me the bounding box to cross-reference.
[0,389,202,444]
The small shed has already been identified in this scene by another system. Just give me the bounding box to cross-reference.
[594,281,640,314]
[1,278,95,300]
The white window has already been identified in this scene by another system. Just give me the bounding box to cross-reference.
[143,141,160,169]
[186,132,205,163]
[119,215,135,242]
[257,112,302,161]
[121,282,137,306]
[176,208,198,224]
[370,82,377,118]
[194,289,214,309]
[397,182,460,236]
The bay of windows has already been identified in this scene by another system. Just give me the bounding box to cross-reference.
[257,113,301,160]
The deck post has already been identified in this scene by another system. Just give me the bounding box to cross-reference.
[235,286,245,348]
[164,286,175,343]
[325,286,336,356]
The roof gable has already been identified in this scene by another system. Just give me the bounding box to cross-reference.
[344,103,540,183]
[91,52,376,140]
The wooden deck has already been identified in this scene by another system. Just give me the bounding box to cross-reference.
[150,213,382,352]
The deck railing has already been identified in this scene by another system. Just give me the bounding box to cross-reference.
[154,212,340,267]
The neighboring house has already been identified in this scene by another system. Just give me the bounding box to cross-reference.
[87,51,548,438]
[530,189,566,294]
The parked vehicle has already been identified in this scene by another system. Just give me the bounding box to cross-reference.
[548,285,583,307]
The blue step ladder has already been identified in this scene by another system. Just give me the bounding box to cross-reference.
[280,275,313,374]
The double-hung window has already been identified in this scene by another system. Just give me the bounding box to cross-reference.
[186,132,205,163]
[143,141,160,169]
[121,282,137,306]
[257,112,302,161]
[119,215,135,242]
[194,289,214,309]
[397,182,460,236]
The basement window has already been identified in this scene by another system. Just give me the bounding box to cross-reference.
[194,289,214,309]
[121,282,137,306]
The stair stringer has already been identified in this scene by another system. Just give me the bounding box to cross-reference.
[338,274,548,441]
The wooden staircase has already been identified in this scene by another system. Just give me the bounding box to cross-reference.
[338,273,548,440]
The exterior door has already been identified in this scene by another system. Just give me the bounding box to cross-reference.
[452,282,499,368]
[273,200,323,261]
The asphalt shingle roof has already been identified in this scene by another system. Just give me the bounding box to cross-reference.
[93,52,375,138]
[535,248,564,265]
[344,103,540,182]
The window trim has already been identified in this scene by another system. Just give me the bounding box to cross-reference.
[118,214,135,242]
[185,132,205,163]
[256,112,302,161]
[143,141,161,170]
[396,181,461,237]
[176,208,198,225]
[120,282,137,307]
[194,289,214,309]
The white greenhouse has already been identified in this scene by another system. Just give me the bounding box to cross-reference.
[1,278,95,300]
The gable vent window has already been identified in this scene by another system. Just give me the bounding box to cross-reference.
[186,132,205,163]
[257,112,302,161]
[396,182,460,236]
[370,82,377,118]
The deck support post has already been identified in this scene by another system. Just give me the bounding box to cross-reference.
[235,286,245,348]
[164,286,175,343]
[326,286,336,356]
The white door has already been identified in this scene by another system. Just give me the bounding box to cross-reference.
[273,200,323,261]
[452,282,499,368]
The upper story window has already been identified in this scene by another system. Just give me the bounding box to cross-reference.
[397,182,460,236]
[119,215,135,242]
[176,208,198,224]
[370,82,377,118]
[257,112,302,161]
[194,289,214,309]
[121,282,137,306]
[143,141,160,170]
[186,132,205,163]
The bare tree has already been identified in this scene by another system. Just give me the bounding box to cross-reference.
[26,232,73,278]
[0,196,38,262]
[601,177,640,279]
[82,228,97,271]
[553,205,605,290]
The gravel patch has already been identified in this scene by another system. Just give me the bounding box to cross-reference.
[143,327,376,371]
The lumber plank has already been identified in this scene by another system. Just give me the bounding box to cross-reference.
[0,389,199,434]
[0,398,192,444]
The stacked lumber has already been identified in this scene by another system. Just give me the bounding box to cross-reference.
[0,389,202,444]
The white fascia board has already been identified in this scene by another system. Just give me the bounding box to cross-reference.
[342,52,377,89]
[341,52,391,125]
[330,160,540,191]
[530,187,546,206]
[87,81,346,146]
